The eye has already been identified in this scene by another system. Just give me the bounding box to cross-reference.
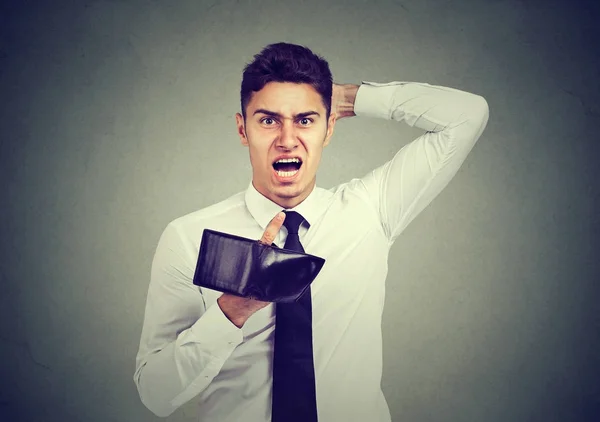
[261,117,276,125]
[299,118,313,126]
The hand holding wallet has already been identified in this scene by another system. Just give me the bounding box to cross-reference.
[192,227,326,303]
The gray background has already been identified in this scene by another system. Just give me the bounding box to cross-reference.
[1,0,598,421]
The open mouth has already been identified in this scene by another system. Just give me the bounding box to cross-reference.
[272,158,303,179]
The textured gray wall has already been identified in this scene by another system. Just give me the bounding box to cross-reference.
[1,0,598,421]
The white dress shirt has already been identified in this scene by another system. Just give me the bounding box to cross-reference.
[134,81,489,421]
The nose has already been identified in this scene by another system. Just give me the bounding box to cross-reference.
[275,120,299,149]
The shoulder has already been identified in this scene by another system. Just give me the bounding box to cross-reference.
[165,189,247,242]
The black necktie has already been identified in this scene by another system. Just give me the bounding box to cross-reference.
[271,210,318,422]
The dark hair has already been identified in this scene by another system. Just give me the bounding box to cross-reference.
[240,42,333,121]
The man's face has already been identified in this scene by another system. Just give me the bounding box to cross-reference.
[235,82,336,209]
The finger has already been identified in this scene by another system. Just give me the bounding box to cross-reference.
[259,212,285,245]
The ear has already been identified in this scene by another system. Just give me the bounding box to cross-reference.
[235,113,248,146]
[322,112,337,148]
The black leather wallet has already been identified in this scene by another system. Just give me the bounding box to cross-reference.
[192,229,326,303]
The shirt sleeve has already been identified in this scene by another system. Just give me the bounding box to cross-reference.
[354,80,490,244]
[133,222,244,417]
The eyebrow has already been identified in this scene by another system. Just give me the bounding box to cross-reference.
[253,109,320,119]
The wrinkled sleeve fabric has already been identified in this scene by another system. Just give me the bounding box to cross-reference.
[133,222,244,417]
[354,81,490,245]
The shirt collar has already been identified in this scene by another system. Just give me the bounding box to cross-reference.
[245,178,329,231]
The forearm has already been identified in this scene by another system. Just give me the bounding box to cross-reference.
[135,338,204,417]
[355,81,488,136]
[134,303,242,417]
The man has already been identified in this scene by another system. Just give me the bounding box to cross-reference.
[133,42,489,421]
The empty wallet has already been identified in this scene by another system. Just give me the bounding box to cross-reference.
[192,229,326,303]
